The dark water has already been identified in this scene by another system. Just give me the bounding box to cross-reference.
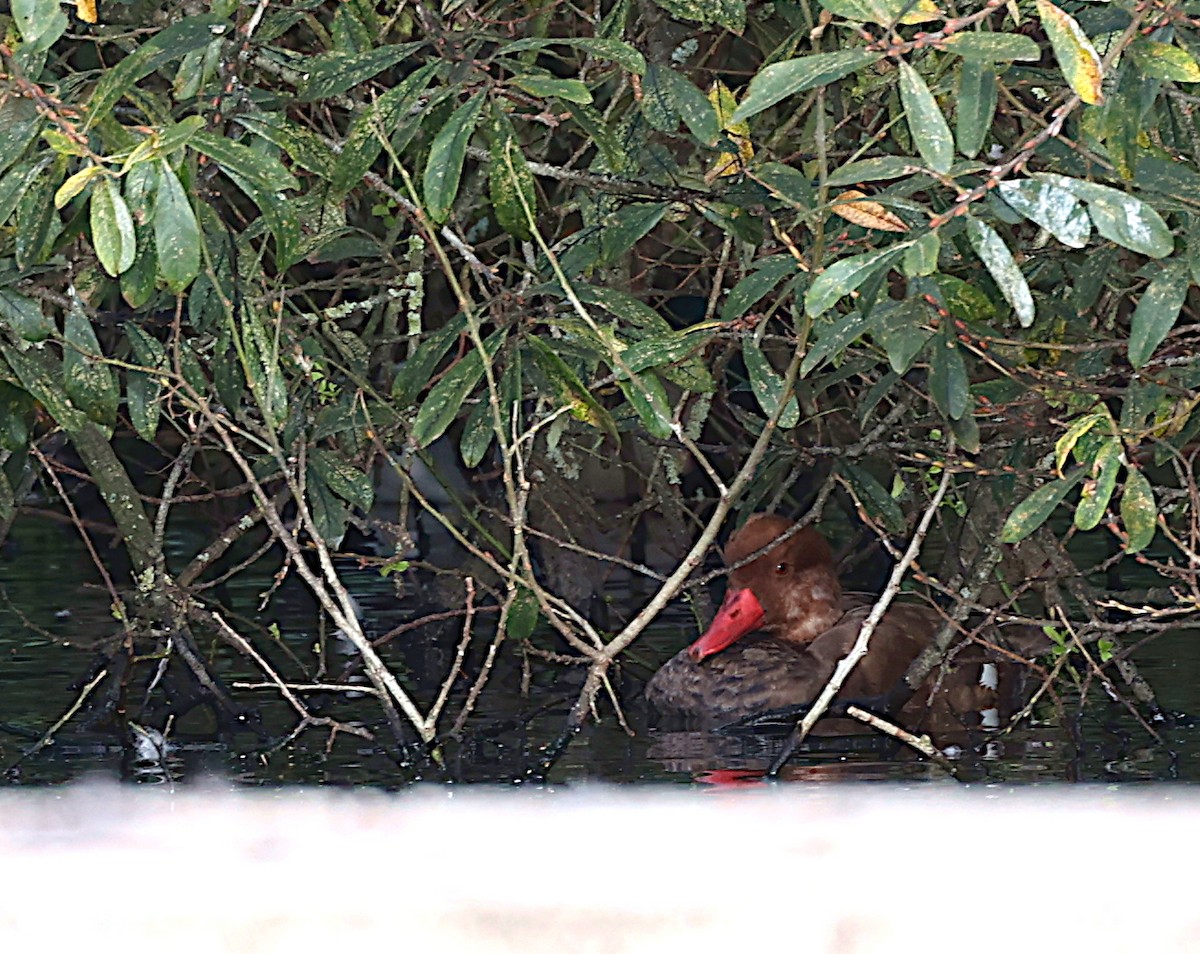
[1,515,1198,786]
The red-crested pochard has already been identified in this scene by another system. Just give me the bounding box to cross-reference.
[646,514,1037,734]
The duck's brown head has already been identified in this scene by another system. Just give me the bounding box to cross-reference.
[688,515,844,661]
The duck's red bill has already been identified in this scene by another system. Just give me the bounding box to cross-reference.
[688,586,765,661]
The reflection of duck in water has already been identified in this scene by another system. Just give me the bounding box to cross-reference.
[646,515,1042,737]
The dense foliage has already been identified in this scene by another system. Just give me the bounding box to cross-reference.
[0,0,1197,763]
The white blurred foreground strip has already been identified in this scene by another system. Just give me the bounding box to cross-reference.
[0,783,1194,952]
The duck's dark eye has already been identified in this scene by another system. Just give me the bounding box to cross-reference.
[774,562,788,575]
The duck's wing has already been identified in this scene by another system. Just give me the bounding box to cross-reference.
[645,634,833,728]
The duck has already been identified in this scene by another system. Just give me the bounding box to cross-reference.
[645,514,1039,734]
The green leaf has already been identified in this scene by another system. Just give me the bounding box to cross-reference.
[1000,470,1084,543]
[965,217,1034,327]
[2,346,86,432]
[0,381,35,452]
[332,62,440,193]
[240,307,288,433]
[223,167,303,268]
[997,178,1090,249]
[304,461,348,546]
[956,58,996,159]
[310,448,374,512]
[818,0,938,25]
[1036,0,1104,105]
[121,222,159,309]
[744,339,799,426]
[898,60,953,174]
[1128,261,1191,369]
[721,255,799,321]
[527,337,618,442]
[1130,39,1200,83]
[0,288,53,342]
[190,130,299,194]
[801,310,874,376]
[146,116,210,163]
[826,156,916,187]
[649,0,745,33]
[839,463,905,533]
[173,41,220,101]
[12,0,67,53]
[600,202,668,264]
[14,160,58,269]
[62,305,118,428]
[297,43,425,101]
[941,32,1041,62]
[1120,467,1157,553]
[412,329,506,448]
[0,160,48,229]
[951,409,981,454]
[392,316,466,407]
[154,161,201,293]
[512,74,592,104]
[564,284,713,389]
[656,68,721,144]
[876,300,932,373]
[928,326,969,420]
[89,16,229,121]
[489,114,537,241]
[618,369,674,439]
[496,37,646,75]
[460,354,519,468]
[504,586,541,642]
[565,103,627,172]
[622,326,714,378]
[1054,410,1104,473]
[213,324,246,414]
[90,177,137,276]
[805,244,908,316]
[0,98,43,177]
[125,324,165,443]
[731,50,880,124]
[423,92,486,224]
[756,163,815,209]
[902,230,940,277]
[935,275,997,322]
[640,64,678,131]
[1074,439,1120,531]
[571,285,663,329]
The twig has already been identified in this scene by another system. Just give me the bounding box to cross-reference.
[12,669,108,767]
[845,705,959,775]
[426,578,476,731]
[213,611,374,742]
[450,582,509,737]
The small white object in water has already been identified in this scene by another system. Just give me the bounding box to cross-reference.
[130,723,171,764]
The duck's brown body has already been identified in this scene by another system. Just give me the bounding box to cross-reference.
[646,515,1038,733]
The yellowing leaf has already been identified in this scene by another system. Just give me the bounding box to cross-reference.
[1036,0,1104,105]
[54,164,104,209]
[1121,467,1157,553]
[1130,39,1200,83]
[830,190,908,232]
[75,0,98,23]
[707,81,753,179]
